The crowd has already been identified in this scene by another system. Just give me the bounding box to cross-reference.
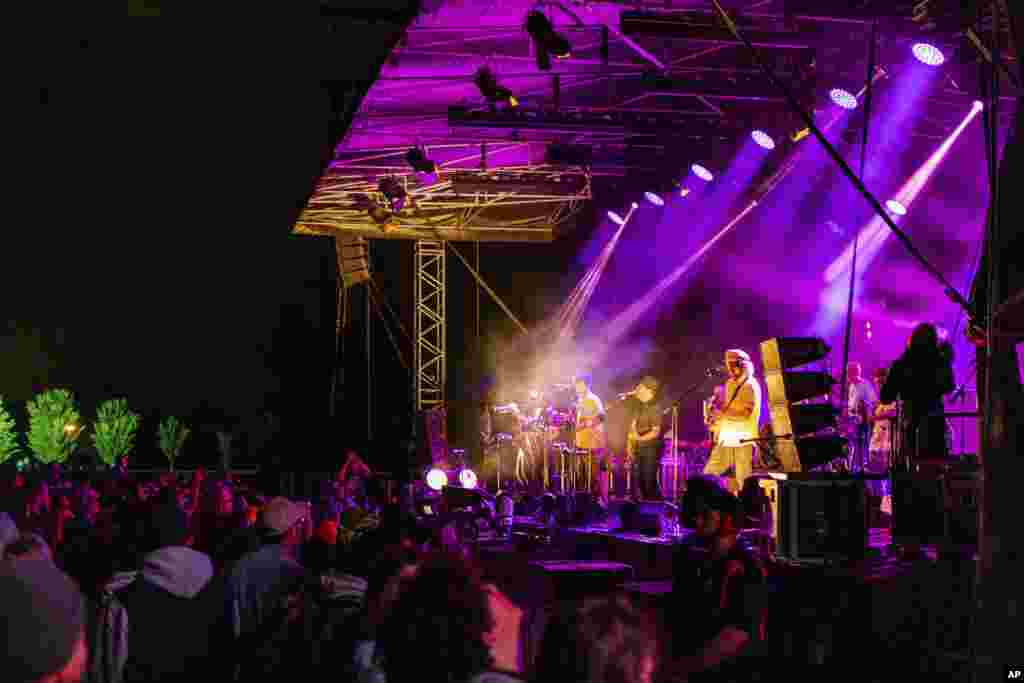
[1,445,769,683]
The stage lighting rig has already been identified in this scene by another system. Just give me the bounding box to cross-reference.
[405,147,439,175]
[378,176,407,212]
[474,66,519,110]
[526,10,570,72]
[760,337,845,472]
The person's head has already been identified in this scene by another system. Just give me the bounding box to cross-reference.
[376,551,504,683]
[908,322,939,351]
[0,512,17,558]
[141,504,191,553]
[692,486,740,544]
[4,533,52,563]
[635,376,659,403]
[258,497,306,547]
[872,367,888,389]
[537,593,657,683]
[24,482,50,517]
[724,349,753,380]
[574,374,593,398]
[847,362,863,383]
[0,559,87,683]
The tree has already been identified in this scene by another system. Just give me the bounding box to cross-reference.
[158,416,190,471]
[27,389,82,465]
[0,396,21,465]
[92,398,140,467]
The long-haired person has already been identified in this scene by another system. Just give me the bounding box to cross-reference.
[533,594,657,683]
[880,323,955,463]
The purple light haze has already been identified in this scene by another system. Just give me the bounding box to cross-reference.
[829,88,858,110]
[912,43,945,66]
[751,130,775,150]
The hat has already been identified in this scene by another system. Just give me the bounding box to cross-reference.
[316,520,339,546]
[724,349,751,362]
[146,503,190,550]
[0,559,85,683]
[259,497,305,535]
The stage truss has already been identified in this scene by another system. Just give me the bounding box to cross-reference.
[415,240,446,411]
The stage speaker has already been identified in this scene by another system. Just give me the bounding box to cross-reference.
[759,337,844,472]
[892,468,979,547]
[336,234,370,288]
[776,474,868,563]
[619,500,664,536]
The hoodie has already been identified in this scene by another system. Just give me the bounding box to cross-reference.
[88,547,224,683]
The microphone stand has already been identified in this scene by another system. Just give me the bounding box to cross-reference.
[662,374,720,499]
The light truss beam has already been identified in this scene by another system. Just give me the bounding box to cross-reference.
[415,240,446,411]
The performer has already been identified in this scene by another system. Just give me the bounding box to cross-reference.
[574,374,609,506]
[628,376,663,501]
[703,349,762,495]
[868,368,898,515]
[880,323,954,464]
[846,362,877,469]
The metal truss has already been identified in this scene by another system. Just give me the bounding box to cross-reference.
[415,240,446,412]
[295,165,590,242]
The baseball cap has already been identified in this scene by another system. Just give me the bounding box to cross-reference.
[0,559,85,683]
[725,349,751,362]
[259,497,305,535]
[639,375,660,392]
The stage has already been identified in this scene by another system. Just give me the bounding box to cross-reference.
[471,503,975,680]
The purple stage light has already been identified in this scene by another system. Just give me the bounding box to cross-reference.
[885,199,907,216]
[829,88,858,110]
[644,192,664,207]
[751,130,775,150]
[631,202,639,209]
[973,100,984,111]
[912,43,945,66]
[691,164,713,181]
[607,210,625,226]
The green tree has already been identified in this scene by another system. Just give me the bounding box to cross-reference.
[27,389,82,464]
[0,396,21,464]
[92,399,140,467]
[158,416,190,471]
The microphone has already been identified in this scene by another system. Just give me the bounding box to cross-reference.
[618,390,637,399]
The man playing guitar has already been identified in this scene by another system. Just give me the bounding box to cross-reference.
[627,376,663,501]
[574,375,609,507]
[703,349,762,495]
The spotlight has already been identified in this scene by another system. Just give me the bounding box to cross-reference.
[691,164,713,182]
[644,191,665,207]
[458,469,478,489]
[972,100,984,111]
[426,468,448,491]
[378,176,407,212]
[885,199,907,216]
[607,210,626,226]
[631,201,639,209]
[474,66,518,109]
[751,129,776,150]
[790,127,810,143]
[912,43,945,66]
[406,147,438,175]
[829,88,858,110]
[679,187,691,197]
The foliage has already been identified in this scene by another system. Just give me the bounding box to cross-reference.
[27,389,82,464]
[0,396,21,464]
[92,398,140,466]
[158,416,190,470]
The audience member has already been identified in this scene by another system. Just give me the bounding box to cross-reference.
[670,482,767,682]
[1,558,87,683]
[534,594,657,683]
[4,532,53,563]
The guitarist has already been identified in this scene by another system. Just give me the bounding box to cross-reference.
[574,375,609,507]
[703,349,762,495]
[628,376,664,501]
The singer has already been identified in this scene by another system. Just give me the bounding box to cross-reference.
[703,350,762,494]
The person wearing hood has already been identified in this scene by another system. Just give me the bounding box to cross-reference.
[90,503,229,683]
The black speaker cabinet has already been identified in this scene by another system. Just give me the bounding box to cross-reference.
[776,475,868,563]
[892,468,979,547]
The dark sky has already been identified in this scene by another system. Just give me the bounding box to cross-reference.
[4,9,420,468]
